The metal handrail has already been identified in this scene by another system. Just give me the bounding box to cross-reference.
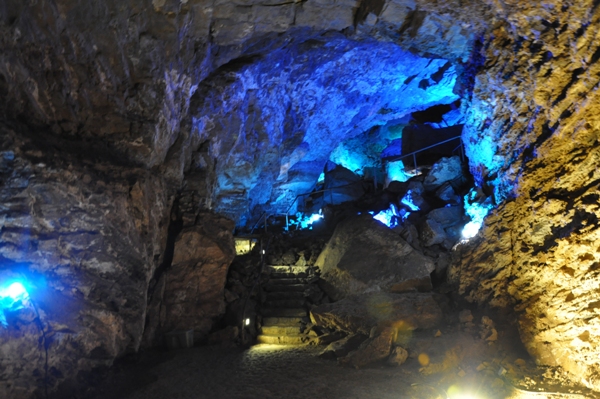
[252,136,464,232]
[382,136,462,168]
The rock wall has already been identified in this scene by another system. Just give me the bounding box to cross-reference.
[0,124,170,399]
[144,213,236,345]
[0,0,487,226]
[452,1,600,391]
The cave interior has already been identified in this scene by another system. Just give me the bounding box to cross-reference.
[2,0,600,398]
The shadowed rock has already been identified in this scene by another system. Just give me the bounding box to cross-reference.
[310,292,443,336]
[315,214,435,300]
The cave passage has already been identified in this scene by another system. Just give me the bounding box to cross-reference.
[2,1,600,398]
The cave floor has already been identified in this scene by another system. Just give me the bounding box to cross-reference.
[87,325,591,399]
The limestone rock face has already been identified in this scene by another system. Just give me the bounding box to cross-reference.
[453,1,600,391]
[310,292,443,335]
[315,214,435,300]
[162,214,235,338]
[0,125,170,399]
[423,156,465,191]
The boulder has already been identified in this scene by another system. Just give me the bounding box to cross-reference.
[388,346,409,366]
[421,219,447,247]
[390,276,433,293]
[428,206,463,228]
[338,327,396,368]
[161,214,236,340]
[324,164,364,205]
[319,334,369,359]
[315,214,435,300]
[423,156,464,191]
[310,292,444,336]
[435,182,459,203]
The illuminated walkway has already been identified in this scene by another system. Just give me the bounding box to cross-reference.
[92,344,431,399]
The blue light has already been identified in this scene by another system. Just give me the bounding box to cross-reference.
[371,204,403,228]
[0,281,30,326]
[289,210,324,230]
[461,190,495,239]
[387,161,412,183]
[1,282,28,301]
[401,190,421,211]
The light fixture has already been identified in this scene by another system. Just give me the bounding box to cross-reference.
[0,281,29,306]
[245,318,251,326]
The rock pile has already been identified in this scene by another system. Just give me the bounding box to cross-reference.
[315,156,471,300]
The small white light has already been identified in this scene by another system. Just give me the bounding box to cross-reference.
[262,250,265,255]
[0,282,29,301]
[245,318,251,326]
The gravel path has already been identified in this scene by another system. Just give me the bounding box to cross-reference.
[93,344,440,399]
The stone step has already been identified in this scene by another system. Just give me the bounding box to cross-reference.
[262,317,305,327]
[262,299,306,308]
[260,325,304,336]
[266,291,305,301]
[266,265,313,279]
[261,308,308,317]
[264,278,308,285]
[263,283,309,292]
[269,271,309,279]
[256,334,313,345]
[267,265,313,273]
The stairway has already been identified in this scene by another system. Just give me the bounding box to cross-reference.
[256,265,318,345]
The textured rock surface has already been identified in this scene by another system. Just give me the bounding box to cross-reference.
[338,327,395,368]
[0,124,170,399]
[0,0,484,229]
[9,0,600,395]
[310,292,443,335]
[149,214,235,343]
[315,214,435,300]
[453,0,600,391]
[192,36,460,222]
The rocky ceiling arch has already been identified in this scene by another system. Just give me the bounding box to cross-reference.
[3,0,600,398]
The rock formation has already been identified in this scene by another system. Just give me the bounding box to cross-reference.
[1,0,600,396]
[315,214,435,300]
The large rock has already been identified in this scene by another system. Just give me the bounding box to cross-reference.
[310,292,443,335]
[423,156,464,191]
[420,218,447,247]
[323,164,364,205]
[338,327,396,368]
[161,214,236,340]
[315,214,435,300]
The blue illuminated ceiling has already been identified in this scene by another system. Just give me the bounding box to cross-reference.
[191,34,462,225]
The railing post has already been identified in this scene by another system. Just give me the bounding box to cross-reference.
[413,153,417,173]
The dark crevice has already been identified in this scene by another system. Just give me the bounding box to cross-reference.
[397,9,428,38]
[431,61,452,83]
[590,46,600,65]
[354,0,386,24]
[552,67,585,106]
[521,122,555,163]
[533,209,600,254]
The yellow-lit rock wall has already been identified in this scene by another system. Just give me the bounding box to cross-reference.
[452,0,600,390]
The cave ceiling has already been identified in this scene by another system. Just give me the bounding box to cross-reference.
[0,0,494,226]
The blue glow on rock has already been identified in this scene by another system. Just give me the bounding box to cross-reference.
[401,190,421,211]
[0,281,30,326]
[289,211,324,230]
[370,204,408,228]
[387,161,412,183]
[0,282,28,303]
[461,191,495,239]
